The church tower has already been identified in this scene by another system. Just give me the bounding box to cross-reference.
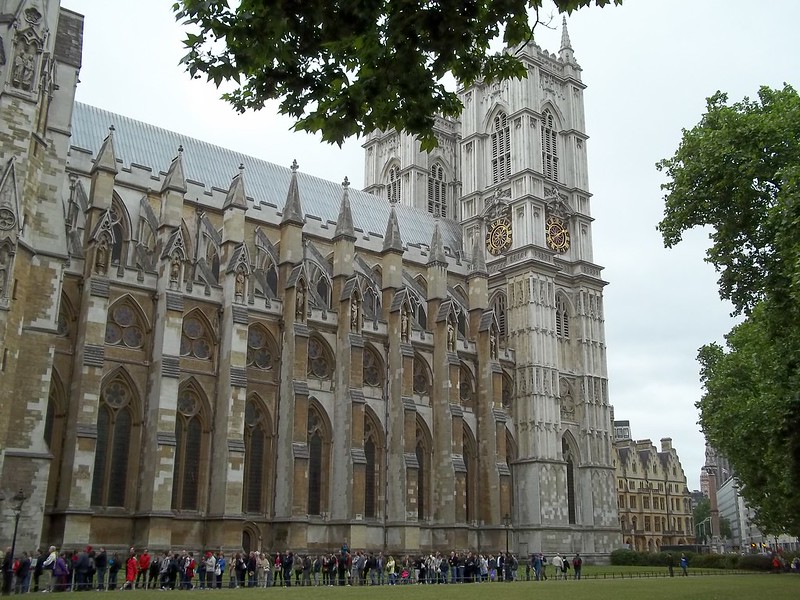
[366,19,618,554]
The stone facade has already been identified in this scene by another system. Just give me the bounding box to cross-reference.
[613,434,695,551]
[0,4,619,558]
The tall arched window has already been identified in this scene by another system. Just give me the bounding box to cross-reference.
[459,365,474,409]
[363,412,383,519]
[387,164,401,203]
[173,385,205,511]
[427,163,447,217]
[92,374,137,508]
[542,109,559,181]
[491,112,511,183]
[243,397,270,514]
[109,199,128,266]
[491,293,507,341]
[555,294,570,339]
[463,426,478,523]
[363,346,383,388]
[307,404,328,516]
[562,437,577,524]
[412,355,431,395]
[307,336,334,380]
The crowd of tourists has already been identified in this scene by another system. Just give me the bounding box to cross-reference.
[0,545,585,593]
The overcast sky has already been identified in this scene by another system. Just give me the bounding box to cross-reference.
[62,0,800,489]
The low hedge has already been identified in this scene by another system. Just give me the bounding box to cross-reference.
[610,549,778,571]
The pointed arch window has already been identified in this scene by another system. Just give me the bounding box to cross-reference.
[92,376,136,507]
[105,300,146,348]
[109,202,127,266]
[307,263,332,309]
[307,336,333,379]
[387,164,401,204]
[542,109,559,181]
[364,415,383,519]
[247,325,275,370]
[562,437,577,524]
[243,397,270,514]
[427,163,447,217]
[491,293,507,341]
[363,346,383,387]
[180,313,213,359]
[57,295,73,338]
[206,240,220,282]
[307,405,328,516]
[413,356,430,395]
[555,294,570,339]
[463,427,478,523]
[415,421,431,522]
[491,112,511,183]
[502,374,514,409]
[172,386,204,511]
[459,365,474,408]
[363,286,380,319]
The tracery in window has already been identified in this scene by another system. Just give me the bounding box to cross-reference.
[387,164,401,204]
[307,403,329,516]
[307,336,333,379]
[57,295,73,338]
[502,374,514,409]
[172,385,205,511]
[408,292,427,330]
[555,294,570,339]
[105,299,146,349]
[542,109,559,182]
[109,199,128,266]
[459,365,474,408]
[363,346,383,387]
[307,262,332,309]
[180,312,213,360]
[92,374,137,508]
[206,240,220,282]
[363,412,383,519]
[412,356,430,395]
[427,162,447,217]
[491,293,507,341]
[247,325,275,370]
[243,396,271,514]
[491,112,511,183]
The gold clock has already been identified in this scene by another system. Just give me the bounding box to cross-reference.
[546,216,570,252]
[486,217,512,255]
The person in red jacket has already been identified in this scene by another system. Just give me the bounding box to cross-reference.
[137,549,151,589]
[122,550,137,590]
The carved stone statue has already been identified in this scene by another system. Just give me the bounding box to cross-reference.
[447,320,456,351]
[350,297,360,331]
[295,284,306,321]
[95,239,108,276]
[401,307,409,342]
[12,47,35,91]
[235,269,246,300]
[169,254,182,288]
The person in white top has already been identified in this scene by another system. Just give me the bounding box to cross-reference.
[41,546,57,592]
[551,554,564,580]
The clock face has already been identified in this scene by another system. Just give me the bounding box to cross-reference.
[486,217,512,255]
[546,216,570,252]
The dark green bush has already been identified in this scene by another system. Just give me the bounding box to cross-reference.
[610,549,774,571]
[737,554,773,571]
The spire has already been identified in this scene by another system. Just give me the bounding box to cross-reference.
[470,231,487,275]
[382,204,404,253]
[222,163,248,210]
[161,145,187,194]
[333,176,355,241]
[559,16,576,63]
[426,220,447,266]
[91,125,118,175]
[281,159,305,226]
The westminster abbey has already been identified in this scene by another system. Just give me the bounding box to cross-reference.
[0,1,619,558]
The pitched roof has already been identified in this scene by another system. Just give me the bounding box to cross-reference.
[70,103,463,252]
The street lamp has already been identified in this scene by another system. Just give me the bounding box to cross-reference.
[502,513,512,554]
[8,489,27,572]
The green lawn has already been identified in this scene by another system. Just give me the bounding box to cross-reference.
[112,575,799,600]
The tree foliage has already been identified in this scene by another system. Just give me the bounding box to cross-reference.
[692,497,733,543]
[657,85,800,536]
[172,0,621,149]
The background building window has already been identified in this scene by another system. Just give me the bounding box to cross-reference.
[491,112,511,183]
[427,163,446,217]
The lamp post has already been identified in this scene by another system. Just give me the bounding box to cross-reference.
[502,513,512,554]
[2,489,26,597]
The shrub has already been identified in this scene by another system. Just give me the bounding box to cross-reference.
[738,554,773,571]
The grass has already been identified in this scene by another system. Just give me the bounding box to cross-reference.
[108,574,800,600]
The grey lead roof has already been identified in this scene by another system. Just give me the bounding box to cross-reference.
[70,103,463,253]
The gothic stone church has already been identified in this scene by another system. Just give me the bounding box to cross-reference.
[0,1,619,557]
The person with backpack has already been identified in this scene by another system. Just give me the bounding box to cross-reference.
[572,553,582,580]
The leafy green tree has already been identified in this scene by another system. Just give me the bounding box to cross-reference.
[693,498,733,543]
[172,0,621,149]
[657,85,800,536]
